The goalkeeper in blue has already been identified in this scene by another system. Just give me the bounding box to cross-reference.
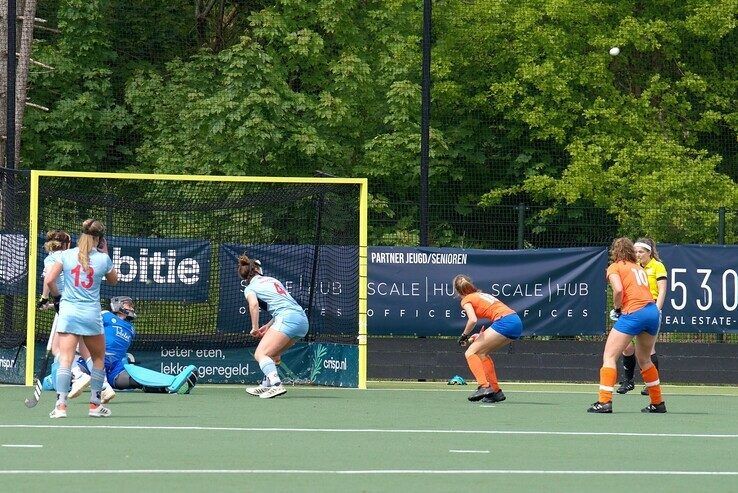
[55,296,198,395]
[239,254,309,399]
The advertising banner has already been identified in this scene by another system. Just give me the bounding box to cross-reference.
[368,246,608,336]
[0,233,27,296]
[132,342,358,387]
[36,236,211,301]
[217,244,358,334]
[659,245,738,333]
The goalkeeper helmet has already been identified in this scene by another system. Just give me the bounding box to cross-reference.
[110,296,137,321]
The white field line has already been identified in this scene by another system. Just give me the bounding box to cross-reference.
[2,383,737,397]
[449,450,490,454]
[1,424,737,439]
[368,388,738,397]
[0,469,737,476]
[1,444,42,448]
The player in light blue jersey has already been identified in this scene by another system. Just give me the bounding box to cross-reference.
[43,219,118,418]
[40,230,71,306]
[239,254,308,399]
[38,230,71,358]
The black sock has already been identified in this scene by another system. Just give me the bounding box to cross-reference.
[622,354,636,381]
[651,354,659,370]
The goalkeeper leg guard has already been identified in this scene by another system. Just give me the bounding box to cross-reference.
[167,365,198,394]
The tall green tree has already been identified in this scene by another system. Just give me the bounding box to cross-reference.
[433,0,738,243]
[23,0,129,170]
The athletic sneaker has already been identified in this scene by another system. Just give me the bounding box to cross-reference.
[101,386,116,404]
[246,385,271,396]
[467,385,495,402]
[88,404,112,418]
[68,373,91,399]
[49,403,67,419]
[641,402,667,413]
[587,401,613,413]
[616,380,635,394]
[640,386,649,396]
[259,384,287,399]
[481,390,506,403]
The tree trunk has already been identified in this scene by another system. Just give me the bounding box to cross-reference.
[0,0,8,168]
[14,0,36,165]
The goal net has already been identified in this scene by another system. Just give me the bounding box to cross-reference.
[7,171,367,388]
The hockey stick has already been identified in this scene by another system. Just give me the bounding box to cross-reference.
[24,314,59,408]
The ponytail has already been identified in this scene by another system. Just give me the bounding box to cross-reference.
[453,274,478,297]
[78,219,105,272]
[237,254,261,284]
[43,230,71,253]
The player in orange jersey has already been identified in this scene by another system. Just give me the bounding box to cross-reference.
[588,237,666,414]
[617,237,667,395]
[453,274,523,403]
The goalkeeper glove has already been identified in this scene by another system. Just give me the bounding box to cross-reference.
[457,333,471,346]
[37,296,50,310]
[609,308,622,321]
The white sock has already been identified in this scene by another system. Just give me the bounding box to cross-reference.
[85,357,94,373]
[258,357,281,386]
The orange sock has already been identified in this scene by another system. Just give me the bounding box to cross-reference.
[598,367,617,403]
[641,365,662,404]
[481,356,501,392]
[466,354,489,387]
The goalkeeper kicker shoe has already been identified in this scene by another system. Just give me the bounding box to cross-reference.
[68,373,91,399]
[641,402,667,413]
[587,401,613,413]
[89,404,112,418]
[259,384,287,399]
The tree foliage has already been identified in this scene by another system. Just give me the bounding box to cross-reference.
[22,0,738,245]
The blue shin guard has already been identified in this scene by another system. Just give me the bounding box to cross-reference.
[42,360,61,391]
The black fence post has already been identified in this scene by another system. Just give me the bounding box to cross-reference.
[517,204,525,249]
[718,207,726,343]
[419,0,431,246]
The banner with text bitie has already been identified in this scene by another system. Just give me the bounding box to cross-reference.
[368,246,607,336]
[62,236,211,301]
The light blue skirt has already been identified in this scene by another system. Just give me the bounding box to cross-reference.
[56,301,103,336]
[272,310,309,339]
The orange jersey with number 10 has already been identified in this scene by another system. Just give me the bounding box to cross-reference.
[460,291,515,322]
[606,261,653,314]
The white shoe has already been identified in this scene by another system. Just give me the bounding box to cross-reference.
[88,404,112,418]
[68,373,91,399]
[246,385,271,396]
[259,384,286,399]
[101,386,116,404]
[49,404,67,419]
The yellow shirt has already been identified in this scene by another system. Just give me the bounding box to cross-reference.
[641,258,667,301]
